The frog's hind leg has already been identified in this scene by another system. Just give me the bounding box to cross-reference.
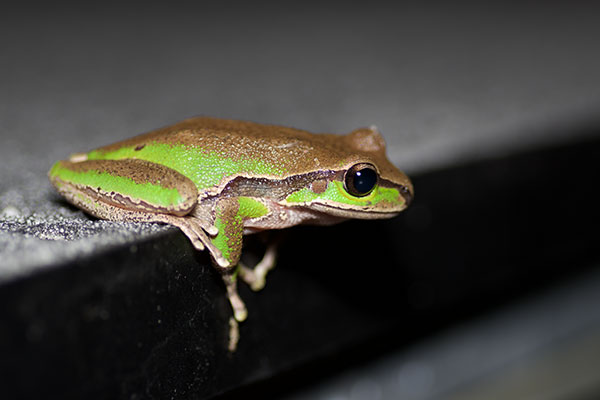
[51,159,249,350]
[151,213,228,268]
[49,158,226,266]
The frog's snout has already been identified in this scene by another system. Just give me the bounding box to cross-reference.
[400,185,413,207]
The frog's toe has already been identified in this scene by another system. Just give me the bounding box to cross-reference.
[205,224,219,236]
[250,277,266,292]
[188,236,206,251]
[224,276,248,322]
[228,317,240,352]
[234,307,248,322]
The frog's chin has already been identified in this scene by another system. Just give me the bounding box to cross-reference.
[308,202,402,220]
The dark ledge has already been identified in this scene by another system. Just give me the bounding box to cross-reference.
[1,133,599,399]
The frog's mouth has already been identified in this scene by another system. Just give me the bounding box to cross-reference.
[306,202,406,220]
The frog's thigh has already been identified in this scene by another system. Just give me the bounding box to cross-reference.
[50,158,199,216]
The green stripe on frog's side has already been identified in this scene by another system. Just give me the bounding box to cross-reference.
[211,197,269,266]
[87,142,287,191]
[49,161,186,209]
[284,180,403,207]
[237,197,270,219]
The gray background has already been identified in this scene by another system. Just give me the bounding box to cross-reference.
[2,2,600,399]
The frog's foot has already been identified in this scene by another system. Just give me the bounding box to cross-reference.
[223,272,248,322]
[239,242,278,291]
[156,214,228,268]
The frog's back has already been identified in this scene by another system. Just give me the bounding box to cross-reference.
[96,117,347,159]
[87,117,401,192]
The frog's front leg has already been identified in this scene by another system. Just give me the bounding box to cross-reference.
[210,197,270,324]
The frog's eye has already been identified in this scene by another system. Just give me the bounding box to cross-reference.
[344,163,378,197]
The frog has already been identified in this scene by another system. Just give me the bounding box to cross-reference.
[48,117,413,350]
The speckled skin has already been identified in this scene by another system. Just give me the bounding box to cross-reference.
[89,117,413,196]
[49,117,413,350]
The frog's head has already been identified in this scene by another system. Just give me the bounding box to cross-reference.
[283,126,413,219]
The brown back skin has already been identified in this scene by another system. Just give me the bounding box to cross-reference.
[94,117,413,193]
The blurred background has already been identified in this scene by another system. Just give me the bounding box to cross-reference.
[1,2,600,399]
[3,2,599,175]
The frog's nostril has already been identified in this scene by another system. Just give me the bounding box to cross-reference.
[400,185,413,206]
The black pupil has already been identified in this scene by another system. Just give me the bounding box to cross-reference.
[353,167,377,194]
